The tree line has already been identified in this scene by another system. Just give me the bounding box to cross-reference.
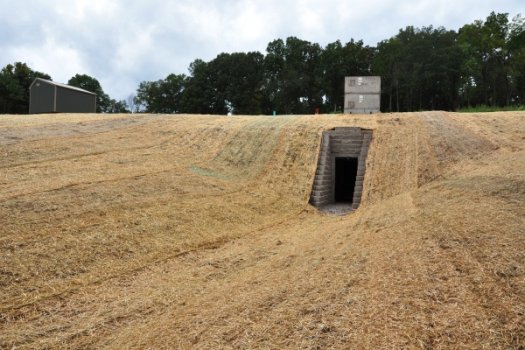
[1,12,523,115]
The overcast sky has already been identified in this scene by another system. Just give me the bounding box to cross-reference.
[1,0,522,101]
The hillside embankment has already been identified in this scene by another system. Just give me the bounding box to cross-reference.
[0,111,524,348]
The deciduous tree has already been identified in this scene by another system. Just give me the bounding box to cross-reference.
[0,62,50,114]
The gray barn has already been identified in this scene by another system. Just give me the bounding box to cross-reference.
[29,78,97,114]
[344,76,381,114]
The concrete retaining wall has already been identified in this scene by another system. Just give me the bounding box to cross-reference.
[310,127,372,210]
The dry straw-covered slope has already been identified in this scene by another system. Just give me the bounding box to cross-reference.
[0,111,524,349]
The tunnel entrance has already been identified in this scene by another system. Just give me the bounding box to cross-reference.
[334,157,358,203]
[309,127,372,213]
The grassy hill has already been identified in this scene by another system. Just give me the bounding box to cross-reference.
[1,111,524,348]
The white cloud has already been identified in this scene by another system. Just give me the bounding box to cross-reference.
[7,25,86,83]
[227,2,274,51]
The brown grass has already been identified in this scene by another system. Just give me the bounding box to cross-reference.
[0,111,524,349]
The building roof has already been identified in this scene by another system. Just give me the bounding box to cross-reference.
[30,78,97,96]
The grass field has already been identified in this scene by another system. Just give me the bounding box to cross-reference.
[1,111,524,349]
[457,105,525,113]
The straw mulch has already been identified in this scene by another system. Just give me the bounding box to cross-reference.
[1,111,524,349]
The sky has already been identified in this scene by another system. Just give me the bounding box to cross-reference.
[1,0,523,101]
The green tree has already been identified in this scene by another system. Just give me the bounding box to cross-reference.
[208,52,265,114]
[507,14,525,105]
[264,37,323,114]
[180,54,265,115]
[134,74,187,113]
[321,39,375,112]
[374,26,462,111]
[458,12,523,108]
[373,37,403,112]
[457,21,484,108]
[179,59,218,114]
[262,39,286,113]
[0,62,50,113]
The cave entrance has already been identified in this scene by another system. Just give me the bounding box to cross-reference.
[334,157,358,203]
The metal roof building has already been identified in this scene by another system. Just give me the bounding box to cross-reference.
[29,78,97,114]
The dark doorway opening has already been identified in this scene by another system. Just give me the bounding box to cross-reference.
[334,157,358,203]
